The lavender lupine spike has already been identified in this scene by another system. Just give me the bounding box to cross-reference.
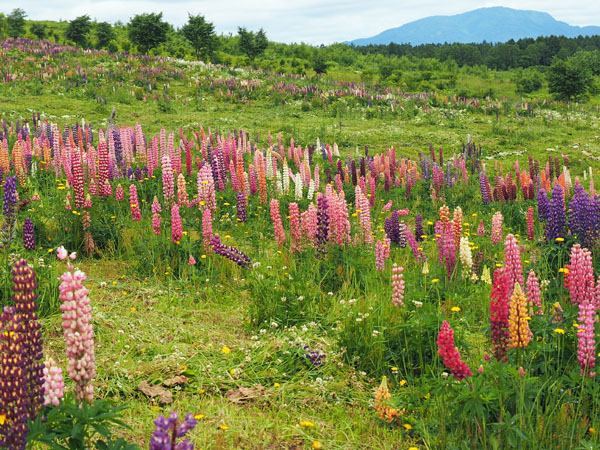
[210,235,251,267]
[480,172,491,205]
[150,412,197,450]
[415,213,424,242]
[316,194,329,259]
[236,192,247,223]
[1,175,18,248]
[536,188,549,222]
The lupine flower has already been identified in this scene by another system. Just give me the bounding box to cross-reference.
[1,175,17,247]
[526,270,542,315]
[374,376,402,424]
[375,240,385,271]
[303,345,326,366]
[437,321,472,380]
[288,202,303,253]
[23,218,35,250]
[503,234,523,294]
[59,265,96,402]
[57,246,68,260]
[527,207,535,240]
[415,213,424,241]
[537,188,549,222]
[480,172,492,204]
[391,263,405,306]
[0,306,28,450]
[490,268,510,362]
[508,283,532,349]
[459,236,472,276]
[171,204,183,244]
[129,184,141,221]
[577,287,597,377]
[316,194,329,258]
[162,155,175,205]
[11,259,44,417]
[114,184,124,201]
[42,358,64,407]
[270,199,286,247]
[149,412,197,450]
[477,220,485,237]
[236,192,247,223]
[210,234,251,267]
[546,184,565,241]
[177,173,188,207]
[202,209,212,249]
[491,212,503,244]
[71,149,85,209]
[568,244,595,306]
[151,196,162,235]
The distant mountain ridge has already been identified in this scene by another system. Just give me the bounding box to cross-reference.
[349,7,600,46]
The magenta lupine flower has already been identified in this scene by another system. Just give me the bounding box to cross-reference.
[391,263,405,306]
[568,244,595,306]
[115,184,124,202]
[289,202,303,253]
[503,234,523,295]
[71,149,85,209]
[270,199,286,247]
[437,321,472,381]
[202,209,212,249]
[477,220,485,237]
[59,264,96,403]
[43,358,64,407]
[491,211,503,244]
[171,204,183,244]
[98,141,110,196]
[490,268,510,362]
[129,184,141,221]
[375,240,385,271]
[162,155,175,205]
[404,225,424,262]
[526,270,542,315]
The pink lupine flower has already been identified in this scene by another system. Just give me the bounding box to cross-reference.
[59,265,96,402]
[57,246,68,261]
[382,200,393,211]
[177,173,188,207]
[289,202,303,253]
[437,321,472,381]
[491,212,503,244]
[527,207,535,240]
[171,204,183,244]
[71,149,85,209]
[162,155,174,205]
[69,252,77,260]
[151,196,162,235]
[129,184,141,221]
[115,184,124,201]
[270,199,286,247]
[43,358,64,406]
[568,244,595,306]
[503,234,523,294]
[375,240,385,271]
[355,185,373,244]
[526,270,542,315]
[301,203,318,246]
[490,268,510,362]
[477,220,485,237]
[391,263,405,306]
[188,255,196,265]
[577,283,597,377]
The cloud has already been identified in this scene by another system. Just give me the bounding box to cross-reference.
[6,0,600,44]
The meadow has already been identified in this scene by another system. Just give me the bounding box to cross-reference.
[1,37,600,450]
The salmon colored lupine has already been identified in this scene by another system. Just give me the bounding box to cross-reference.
[374,376,402,424]
[508,283,532,349]
[452,206,463,251]
[477,220,485,237]
[437,320,472,381]
[288,202,303,253]
[171,204,182,244]
[301,203,318,247]
[577,280,597,377]
[177,173,188,207]
[202,208,212,250]
[151,196,162,235]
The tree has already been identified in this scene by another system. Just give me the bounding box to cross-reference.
[7,8,27,38]
[237,27,268,61]
[128,12,170,54]
[312,52,328,75]
[30,22,46,40]
[96,22,115,49]
[181,13,218,60]
[547,55,593,100]
[65,15,92,47]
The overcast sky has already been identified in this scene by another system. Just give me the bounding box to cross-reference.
[6,0,600,45]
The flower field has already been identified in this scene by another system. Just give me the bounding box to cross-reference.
[1,37,600,450]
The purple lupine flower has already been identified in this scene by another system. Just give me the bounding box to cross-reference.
[568,183,600,248]
[546,184,565,241]
[236,192,247,223]
[480,172,491,205]
[384,211,406,247]
[210,235,251,268]
[537,188,549,222]
[415,213,424,242]
[150,412,197,450]
[23,218,35,250]
[316,195,329,258]
[1,175,18,248]
[0,306,29,450]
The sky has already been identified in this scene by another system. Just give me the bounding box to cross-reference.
[5,0,600,45]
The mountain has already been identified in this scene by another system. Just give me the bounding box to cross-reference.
[349,7,600,46]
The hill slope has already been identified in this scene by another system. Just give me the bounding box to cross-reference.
[350,7,600,46]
